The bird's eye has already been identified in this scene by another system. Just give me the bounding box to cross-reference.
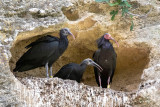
[89,60,92,62]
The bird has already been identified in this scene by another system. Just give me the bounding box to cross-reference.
[54,58,103,83]
[13,28,75,78]
[93,33,119,88]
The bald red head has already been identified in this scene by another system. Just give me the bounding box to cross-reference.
[104,33,119,47]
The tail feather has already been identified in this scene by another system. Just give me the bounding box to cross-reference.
[13,64,21,72]
[13,68,17,72]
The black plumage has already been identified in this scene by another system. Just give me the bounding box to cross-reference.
[93,33,119,88]
[54,58,103,83]
[13,28,75,78]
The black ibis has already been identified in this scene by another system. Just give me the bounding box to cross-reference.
[93,33,119,88]
[13,28,75,78]
[54,58,103,83]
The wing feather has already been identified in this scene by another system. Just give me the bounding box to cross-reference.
[25,35,59,49]
[16,40,59,65]
[54,64,74,79]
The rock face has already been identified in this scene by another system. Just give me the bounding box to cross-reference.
[1,0,160,106]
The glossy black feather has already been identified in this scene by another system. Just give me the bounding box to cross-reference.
[25,35,59,49]
[54,63,87,83]
[14,34,69,72]
[93,37,117,88]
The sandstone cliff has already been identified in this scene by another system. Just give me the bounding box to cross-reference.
[0,0,160,106]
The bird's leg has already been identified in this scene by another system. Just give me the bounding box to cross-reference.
[107,76,110,88]
[45,63,49,78]
[99,76,102,88]
[50,66,53,78]
[98,72,102,88]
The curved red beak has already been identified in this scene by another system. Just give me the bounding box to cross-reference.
[110,37,119,47]
[104,34,119,47]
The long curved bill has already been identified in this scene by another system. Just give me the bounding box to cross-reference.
[69,32,75,40]
[91,62,103,72]
[110,37,119,47]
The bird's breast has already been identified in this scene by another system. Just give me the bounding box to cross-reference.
[98,49,116,68]
[59,42,68,54]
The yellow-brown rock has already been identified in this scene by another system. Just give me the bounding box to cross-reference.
[1,0,160,106]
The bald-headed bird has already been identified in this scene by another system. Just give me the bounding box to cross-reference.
[13,28,75,78]
[54,58,103,83]
[93,33,119,88]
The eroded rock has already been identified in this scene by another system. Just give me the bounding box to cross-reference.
[0,0,160,106]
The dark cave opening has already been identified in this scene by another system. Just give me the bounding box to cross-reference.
[9,31,150,92]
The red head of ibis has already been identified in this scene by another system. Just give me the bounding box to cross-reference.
[104,33,119,47]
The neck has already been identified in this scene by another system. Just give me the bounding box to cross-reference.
[98,39,113,49]
[59,33,69,53]
[80,62,87,71]
[102,41,113,49]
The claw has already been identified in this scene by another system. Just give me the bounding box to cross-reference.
[107,84,110,88]
[49,66,53,78]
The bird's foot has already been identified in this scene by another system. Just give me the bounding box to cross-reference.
[50,76,53,78]
[107,85,110,88]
